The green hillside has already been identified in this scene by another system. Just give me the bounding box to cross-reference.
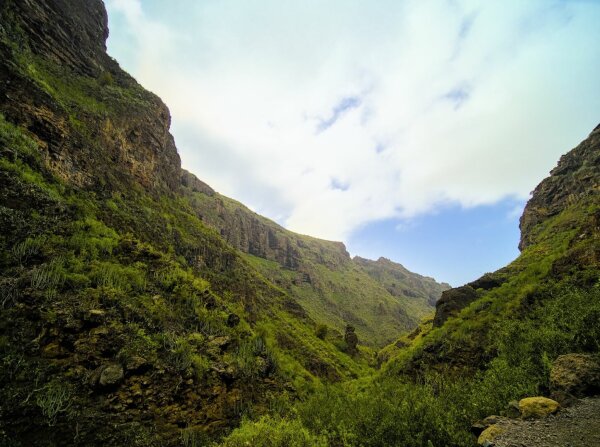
[0,1,446,445]
[1,1,598,446]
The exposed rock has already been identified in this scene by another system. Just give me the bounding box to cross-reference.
[41,341,64,358]
[478,424,504,445]
[518,396,560,419]
[84,309,105,326]
[471,416,508,436]
[550,353,600,398]
[208,335,231,349]
[181,169,215,196]
[505,400,520,418]
[124,355,148,373]
[0,0,182,193]
[433,285,478,327]
[519,124,600,250]
[93,363,124,388]
[468,272,506,291]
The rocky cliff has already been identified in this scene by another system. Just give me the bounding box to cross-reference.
[519,125,600,250]
[1,0,181,192]
[0,1,450,445]
[431,126,600,329]
[387,124,600,377]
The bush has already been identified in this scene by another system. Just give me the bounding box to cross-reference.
[315,324,328,340]
[36,380,72,426]
[219,416,327,447]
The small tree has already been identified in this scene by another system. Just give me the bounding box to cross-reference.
[315,324,328,340]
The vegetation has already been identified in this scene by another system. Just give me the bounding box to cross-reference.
[1,2,598,445]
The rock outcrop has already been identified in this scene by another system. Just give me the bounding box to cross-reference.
[550,353,600,399]
[1,0,181,192]
[519,125,600,250]
[432,125,600,329]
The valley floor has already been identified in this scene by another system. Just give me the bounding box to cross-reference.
[493,397,600,447]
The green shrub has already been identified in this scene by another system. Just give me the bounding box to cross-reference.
[30,257,65,290]
[36,380,72,426]
[315,324,328,340]
[11,236,46,265]
[219,416,327,447]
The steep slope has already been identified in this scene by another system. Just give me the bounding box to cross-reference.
[386,123,599,376]
[213,125,600,447]
[0,1,449,445]
[182,180,449,347]
[0,0,446,351]
[354,256,450,309]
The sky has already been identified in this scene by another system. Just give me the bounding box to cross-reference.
[105,0,600,286]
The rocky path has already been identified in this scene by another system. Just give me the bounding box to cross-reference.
[492,397,600,447]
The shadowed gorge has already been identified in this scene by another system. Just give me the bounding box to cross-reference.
[0,1,598,446]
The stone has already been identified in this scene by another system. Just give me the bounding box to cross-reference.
[518,397,560,419]
[478,424,504,445]
[208,336,231,350]
[42,342,64,358]
[550,353,600,398]
[472,416,508,436]
[124,355,148,373]
[98,364,124,387]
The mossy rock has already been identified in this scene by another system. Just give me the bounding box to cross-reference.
[477,424,504,445]
[518,396,560,419]
[550,353,600,398]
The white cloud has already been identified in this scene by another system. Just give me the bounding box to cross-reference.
[105,0,600,241]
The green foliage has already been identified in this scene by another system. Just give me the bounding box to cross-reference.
[30,257,66,290]
[35,380,73,426]
[233,335,278,379]
[219,416,327,447]
[315,323,328,340]
[98,71,114,86]
[90,261,146,292]
[11,235,46,265]
[0,113,40,163]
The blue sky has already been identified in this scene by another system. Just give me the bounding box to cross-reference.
[105,0,600,286]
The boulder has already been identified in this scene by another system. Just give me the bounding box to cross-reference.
[477,424,504,446]
[550,353,600,398]
[98,364,124,387]
[518,396,560,419]
[124,355,149,373]
[42,342,64,358]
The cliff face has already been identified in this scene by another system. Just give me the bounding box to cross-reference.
[519,125,600,250]
[1,0,447,347]
[0,0,181,192]
[431,126,600,329]
[354,256,450,307]
[6,0,110,76]
[0,1,451,444]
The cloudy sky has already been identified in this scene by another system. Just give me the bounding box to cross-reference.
[105,0,600,286]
